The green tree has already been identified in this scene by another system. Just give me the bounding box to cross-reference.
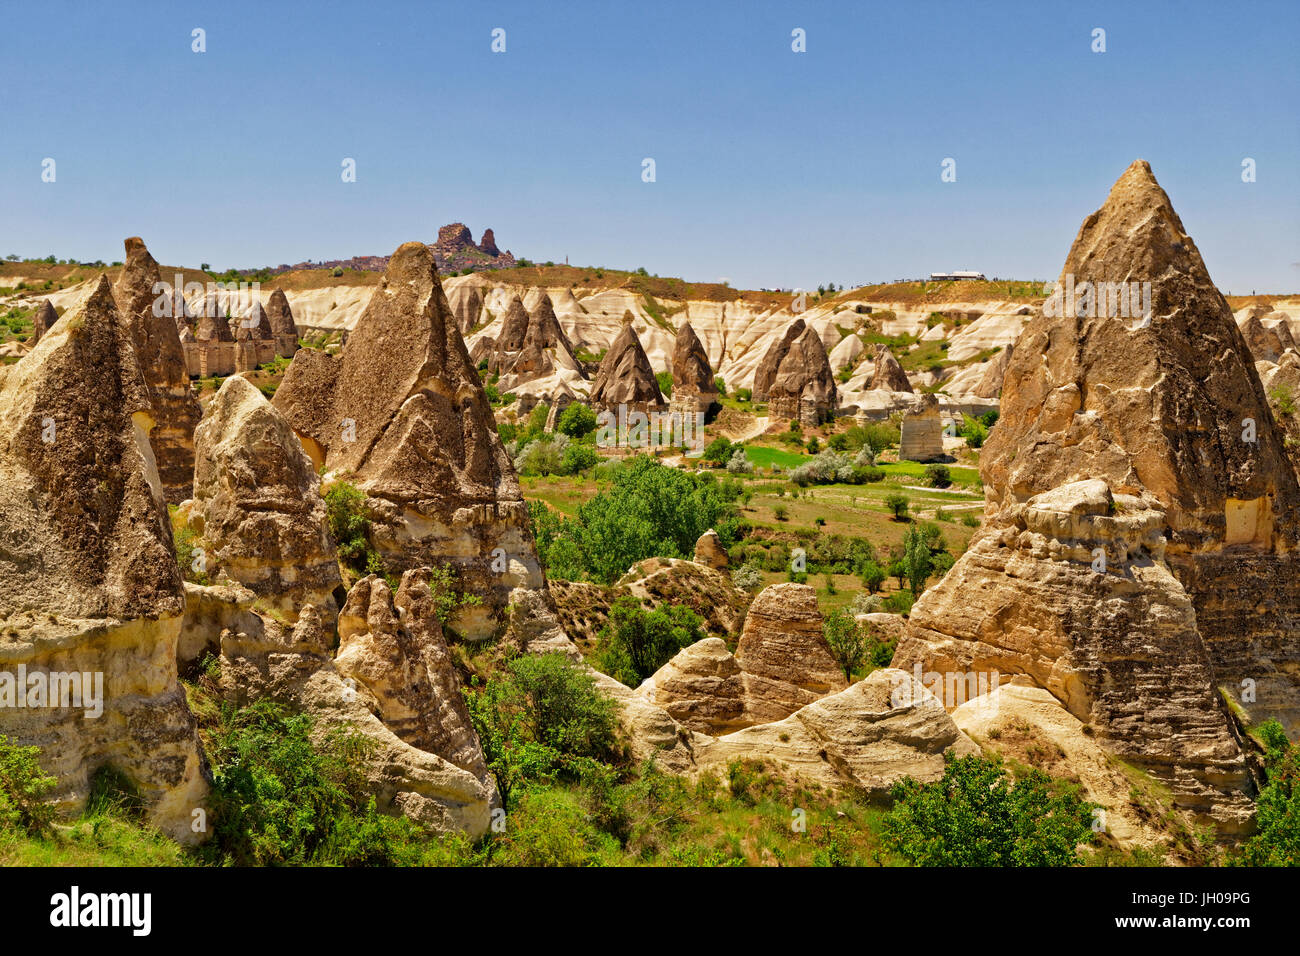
[557,402,598,438]
[0,736,57,835]
[595,597,705,687]
[325,481,374,571]
[702,436,735,467]
[884,752,1096,866]
[884,492,910,520]
[823,608,867,680]
[902,524,934,596]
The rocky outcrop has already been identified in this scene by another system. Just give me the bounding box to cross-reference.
[764,324,837,425]
[972,343,1012,399]
[734,583,846,723]
[636,638,747,735]
[869,344,912,392]
[894,160,1297,832]
[31,299,56,345]
[494,296,531,354]
[588,323,665,414]
[752,319,806,402]
[478,229,500,257]
[188,376,341,619]
[693,529,728,570]
[265,289,301,359]
[233,301,278,373]
[334,572,494,794]
[450,284,483,336]
[0,276,208,841]
[272,241,544,639]
[112,238,203,503]
[670,322,719,417]
[693,668,979,797]
[899,392,946,461]
[206,589,495,836]
[1239,312,1295,363]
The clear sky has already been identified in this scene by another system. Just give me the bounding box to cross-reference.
[3,0,1297,293]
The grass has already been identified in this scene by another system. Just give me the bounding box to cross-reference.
[743,445,806,470]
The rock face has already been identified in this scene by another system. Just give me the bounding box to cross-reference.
[31,299,56,345]
[766,324,837,425]
[869,344,912,392]
[752,319,806,402]
[494,296,531,354]
[206,589,495,836]
[894,160,1300,832]
[693,529,729,570]
[478,229,500,257]
[972,343,1012,399]
[670,322,719,417]
[692,668,980,797]
[335,572,494,794]
[112,238,203,504]
[272,241,544,639]
[588,323,665,414]
[189,376,341,618]
[431,222,515,273]
[450,284,483,336]
[0,276,208,841]
[265,289,301,359]
[899,392,946,462]
[635,638,748,735]
[233,301,278,372]
[1239,312,1296,363]
[733,583,846,723]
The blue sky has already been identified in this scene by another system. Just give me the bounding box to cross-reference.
[3,0,1298,292]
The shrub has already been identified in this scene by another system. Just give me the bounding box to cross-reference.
[884,492,910,520]
[961,512,980,528]
[731,564,764,592]
[773,504,789,521]
[595,597,705,687]
[204,700,425,865]
[514,433,570,476]
[859,559,887,593]
[924,463,952,488]
[902,524,935,596]
[655,371,673,398]
[853,445,875,467]
[325,481,375,571]
[1231,720,1300,865]
[0,736,57,835]
[883,752,1096,866]
[958,414,989,448]
[560,441,599,475]
[882,589,914,614]
[465,652,619,810]
[850,591,882,615]
[713,376,727,397]
[734,387,752,402]
[725,448,753,474]
[702,436,735,467]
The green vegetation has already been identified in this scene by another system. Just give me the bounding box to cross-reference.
[325,481,377,574]
[1230,720,1300,865]
[594,597,706,687]
[883,752,1096,866]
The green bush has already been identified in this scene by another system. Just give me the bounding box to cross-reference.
[859,559,887,593]
[1231,720,1300,865]
[325,481,375,571]
[924,464,952,488]
[0,735,57,835]
[595,597,705,687]
[557,402,598,438]
[884,752,1095,866]
[204,700,426,865]
[823,609,867,680]
[884,492,910,520]
[465,653,619,809]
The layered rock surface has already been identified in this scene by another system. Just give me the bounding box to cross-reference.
[189,376,341,618]
[765,324,838,425]
[0,276,207,840]
[112,237,203,503]
[894,160,1298,832]
[272,241,544,639]
[670,322,719,416]
[588,322,665,413]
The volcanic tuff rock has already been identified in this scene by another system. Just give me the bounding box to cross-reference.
[733,583,846,723]
[670,322,719,415]
[205,590,495,836]
[636,638,748,735]
[692,528,728,570]
[766,324,838,424]
[972,343,1012,399]
[0,276,208,841]
[588,323,665,413]
[272,241,544,639]
[1239,312,1297,363]
[869,344,912,392]
[895,160,1300,831]
[112,237,203,504]
[494,296,531,354]
[448,284,483,335]
[899,392,946,462]
[478,228,500,257]
[752,319,806,402]
[31,299,56,345]
[335,572,495,797]
[189,376,341,619]
[265,289,301,359]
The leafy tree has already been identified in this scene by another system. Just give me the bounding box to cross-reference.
[656,371,673,398]
[325,481,374,571]
[859,559,887,593]
[884,492,910,520]
[823,608,867,680]
[713,376,727,397]
[557,402,598,438]
[924,463,951,488]
[595,597,705,687]
[884,752,1096,866]
[902,524,934,596]
[702,436,735,467]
